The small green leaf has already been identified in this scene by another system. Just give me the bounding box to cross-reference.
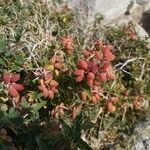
[31,101,46,111]
[77,138,92,150]
[14,25,23,42]
[0,35,6,53]
[11,64,22,72]
[21,100,31,109]
[8,108,20,119]
[60,119,72,139]
[72,112,82,143]
[0,58,5,65]
[14,54,25,64]
[0,111,6,127]
[31,111,39,121]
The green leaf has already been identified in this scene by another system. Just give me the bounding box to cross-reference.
[59,119,72,139]
[21,100,31,109]
[0,111,6,127]
[77,138,92,150]
[29,91,43,100]
[8,108,20,119]
[0,58,5,65]
[14,54,25,64]
[31,101,46,111]
[31,111,39,121]
[11,64,22,72]
[14,25,23,42]
[0,35,6,53]
[72,112,82,143]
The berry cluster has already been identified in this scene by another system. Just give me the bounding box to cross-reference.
[38,70,59,99]
[106,97,119,113]
[61,36,74,55]
[75,40,116,104]
[2,72,24,98]
[51,55,63,70]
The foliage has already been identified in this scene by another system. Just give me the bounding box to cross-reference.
[0,0,149,149]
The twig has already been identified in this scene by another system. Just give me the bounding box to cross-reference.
[139,61,146,81]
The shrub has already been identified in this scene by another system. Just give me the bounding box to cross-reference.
[0,1,149,149]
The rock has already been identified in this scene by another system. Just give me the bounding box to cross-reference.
[136,0,150,5]
[129,3,144,23]
[68,0,131,22]
[135,23,149,38]
[133,119,150,150]
[68,0,150,20]
[94,0,131,20]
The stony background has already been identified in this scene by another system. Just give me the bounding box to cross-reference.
[68,0,150,37]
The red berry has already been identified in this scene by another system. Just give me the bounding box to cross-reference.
[80,91,87,101]
[106,72,115,80]
[54,63,62,70]
[8,86,19,97]
[87,72,95,81]
[95,51,103,60]
[10,74,20,83]
[94,94,100,101]
[42,88,49,98]
[74,69,84,82]
[38,84,45,91]
[107,101,116,113]
[98,73,107,83]
[91,65,99,74]
[110,97,119,103]
[101,62,110,71]
[13,83,24,91]
[91,96,97,104]
[61,36,74,55]
[51,86,58,93]
[82,49,90,57]
[50,80,59,87]
[103,46,115,61]
[76,75,84,82]
[74,69,84,76]
[87,79,93,87]
[133,100,142,110]
[2,73,11,84]
[77,59,88,70]
[48,90,54,99]
[44,73,52,81]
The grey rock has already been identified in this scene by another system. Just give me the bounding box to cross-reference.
[135,23,149,37]
[133,119,150,150]
[136,0,150,5]
[94,0,131,20]
[68,0,131,21]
